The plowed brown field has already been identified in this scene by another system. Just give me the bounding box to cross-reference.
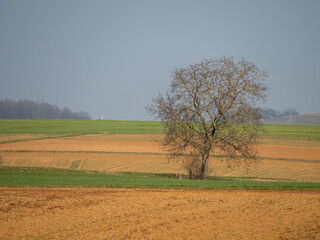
[1,134,320,239]
[1,134,320,160]
[1,134,320,181]
[0,188,319,240]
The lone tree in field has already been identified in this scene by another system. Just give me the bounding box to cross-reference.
[148,56,268,180]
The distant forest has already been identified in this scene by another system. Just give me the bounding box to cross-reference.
[0,99,91,120]
[258,107,299,120]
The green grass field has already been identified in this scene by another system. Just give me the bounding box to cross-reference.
[1,119,320,138]
[0,119,163,134]
[1,167,319,190]
[264,124,320,139]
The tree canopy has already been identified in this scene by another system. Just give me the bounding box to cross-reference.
[148,56,268,180]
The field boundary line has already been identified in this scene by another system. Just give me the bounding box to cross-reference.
[0,133,91,145]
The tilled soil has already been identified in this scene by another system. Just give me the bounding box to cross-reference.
[1,136,320,161]
[0,188,319,240]
[1,134,320,181]
[2,151,320,182]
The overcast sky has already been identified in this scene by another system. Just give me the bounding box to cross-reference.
[1,0,319,120]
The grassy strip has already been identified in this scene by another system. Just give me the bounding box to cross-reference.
[0,167,319,190]
[1,119,320,139]
[113,171,295,182]
[0,119,163,134]
[264,124,320,139]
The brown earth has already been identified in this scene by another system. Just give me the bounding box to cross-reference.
[1,134,320,161]
[0,188,319,240]
[1,134,320,181]
[0,138,163,153]
[1,135,320,239]
[2,151,320,182]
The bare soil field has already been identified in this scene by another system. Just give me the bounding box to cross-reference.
[1,134,320,239]
[1,134,320,160]
[2,151,320,182]
[1,134,320,181]
[0,188,319,240]
[0,137,163,154]
[1,152,183,174]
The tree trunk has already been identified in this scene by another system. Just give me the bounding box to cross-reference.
[200,153,209,180]
[188,169,193,179]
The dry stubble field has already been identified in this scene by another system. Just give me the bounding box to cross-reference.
[0,133,320,239]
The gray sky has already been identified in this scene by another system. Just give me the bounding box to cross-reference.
[1,0,319,120]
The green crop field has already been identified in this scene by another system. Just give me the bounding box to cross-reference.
[264,124,320,139]
[0,119,163,134]
[1,119,320,138]
[1,167,319,190]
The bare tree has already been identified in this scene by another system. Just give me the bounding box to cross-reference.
[148,56,268,180]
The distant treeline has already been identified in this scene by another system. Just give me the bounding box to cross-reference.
[0,99,91,120]
[258,107,299,120]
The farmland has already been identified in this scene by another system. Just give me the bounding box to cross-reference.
[0,120,320,239]
[1,131,320,183]
[1,119,320,138]
[0,119,164,134]
[1,187,319,240]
